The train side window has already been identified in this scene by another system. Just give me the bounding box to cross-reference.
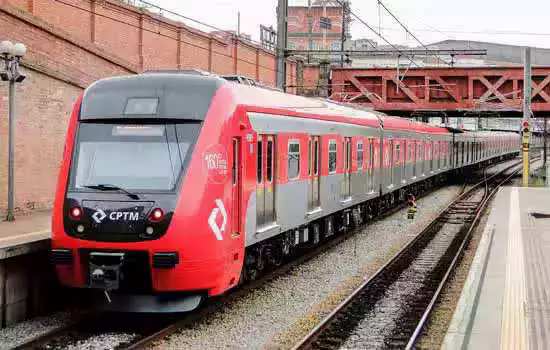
[267,140,274,182]
[357,141,364,170]
[395,143,401,165]
[413,141,417,177]
[308,139,312,176]
[328,140,337,174]
[257,139,263,184]
[313,139,319,175]
[288,140,300,180]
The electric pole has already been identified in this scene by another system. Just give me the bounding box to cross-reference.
[340,1,346,67]
[276,0,288,91]
[522,47,531,187]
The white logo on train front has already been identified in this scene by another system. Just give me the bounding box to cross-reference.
[92,209,107,224]
[203,144,228,184]
[91,209,139,223]
[208,199,227,241]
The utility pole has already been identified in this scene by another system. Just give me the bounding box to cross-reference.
[237,11,240,37]
[276,0,288,91]
[307,0,312,63]
[340,1,346,67]
[544,116,547,165]
[522,47,531,187]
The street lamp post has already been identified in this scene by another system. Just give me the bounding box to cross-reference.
[1,40,27,221]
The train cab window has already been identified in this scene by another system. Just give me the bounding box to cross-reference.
[267,140,274,182]
[257,139,263,184]
[288,141,300,180]
[328,140,337,174]
[357,141,364,170]
[71,123,200,192]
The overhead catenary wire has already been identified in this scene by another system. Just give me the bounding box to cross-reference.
[136,0,267,48]
[376,0,451,66]
[50,0,278,74]
[332,0,420,68]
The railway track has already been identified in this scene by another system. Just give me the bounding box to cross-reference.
[292,159,525,350]
[12,158,519,350]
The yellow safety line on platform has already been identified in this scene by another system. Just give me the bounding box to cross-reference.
[501,188,529,350]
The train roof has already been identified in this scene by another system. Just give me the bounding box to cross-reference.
[82,72,451,135]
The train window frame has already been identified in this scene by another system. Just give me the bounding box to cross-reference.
[357,141,364,170]
[313,138,319,176]
[368,139,374,171]
[308,139,312,176]
[288,140,301,180]
[257,139,263,184]
[345,138,352,171]
[266,139,274,183]
[395,142,401,165]
[328,139,337,174]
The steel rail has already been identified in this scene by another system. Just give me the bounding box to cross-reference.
[292,158,524,350]
[124,159,521,349]
[404,159,534,349]
[14,158,520,350]
[122,176,443,349]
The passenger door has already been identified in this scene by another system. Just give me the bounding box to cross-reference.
[308,136,320,210]
[256,135,276,228]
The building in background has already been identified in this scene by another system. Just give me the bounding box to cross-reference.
[347,39,550,68]
[287,0,351,62]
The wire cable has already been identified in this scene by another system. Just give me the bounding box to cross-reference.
[332,0,420,67]
[376,0,451,66]
[136,0,266,48]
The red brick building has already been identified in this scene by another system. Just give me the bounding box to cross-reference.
[287,0,348,52]
[0,0,297,216]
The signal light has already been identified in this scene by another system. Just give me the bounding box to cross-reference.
[69,207,83,220]
[522,120,530,133]
[149,208,164,222]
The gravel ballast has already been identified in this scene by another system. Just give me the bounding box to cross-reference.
[152,184,463,350]
[0,311,73,350]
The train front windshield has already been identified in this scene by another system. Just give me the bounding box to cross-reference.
[69,123,201,192]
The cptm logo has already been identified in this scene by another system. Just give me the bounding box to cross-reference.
[91,209,139,224]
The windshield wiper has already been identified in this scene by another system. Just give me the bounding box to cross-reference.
[83,184,140,200]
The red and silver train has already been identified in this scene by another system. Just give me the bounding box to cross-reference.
[50,72,520,311]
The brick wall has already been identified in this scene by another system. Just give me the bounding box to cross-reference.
[0,0,296,215]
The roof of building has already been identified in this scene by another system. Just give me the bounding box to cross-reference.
[426,40,550,65]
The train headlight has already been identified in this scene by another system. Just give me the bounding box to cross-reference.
[69,207,83,220]
[76,224,85,233]
[145,226,154,235]
[148,208,164,222]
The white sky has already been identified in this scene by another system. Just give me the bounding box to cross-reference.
[153,0,550,49]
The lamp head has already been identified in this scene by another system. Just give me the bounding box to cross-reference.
[0,40,14,56]
[13,43,27,58]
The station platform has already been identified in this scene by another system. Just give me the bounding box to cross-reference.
[444,187,550,350]
[0,210,51,260]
